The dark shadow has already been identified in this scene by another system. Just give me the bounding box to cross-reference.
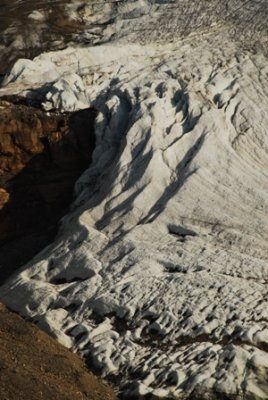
[172,87,202,135]
[0,105,97,285]
[168,224,197,238]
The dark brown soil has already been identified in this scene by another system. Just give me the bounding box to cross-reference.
[0,303,117,400]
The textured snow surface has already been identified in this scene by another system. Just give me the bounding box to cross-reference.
[1,4,268,399]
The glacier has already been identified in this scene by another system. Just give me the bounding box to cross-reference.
[0,1,268,399]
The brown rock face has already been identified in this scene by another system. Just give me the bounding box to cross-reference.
[0,100,96,284]
[0,188,9,208]
[0,100,67,180]
[0,304,116,400]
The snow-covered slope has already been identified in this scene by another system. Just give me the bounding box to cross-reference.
[1,2,268,399]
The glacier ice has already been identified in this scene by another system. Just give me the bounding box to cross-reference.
[0,2,268,399]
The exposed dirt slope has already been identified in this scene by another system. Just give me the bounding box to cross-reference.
[0,303,116,400]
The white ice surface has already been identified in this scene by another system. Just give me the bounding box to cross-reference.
[0,31,268,399]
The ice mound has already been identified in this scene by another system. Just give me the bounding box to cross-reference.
[1,11,268,400]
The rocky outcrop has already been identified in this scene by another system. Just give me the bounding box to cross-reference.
[0,100,67,180]
[0,100,96,284]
